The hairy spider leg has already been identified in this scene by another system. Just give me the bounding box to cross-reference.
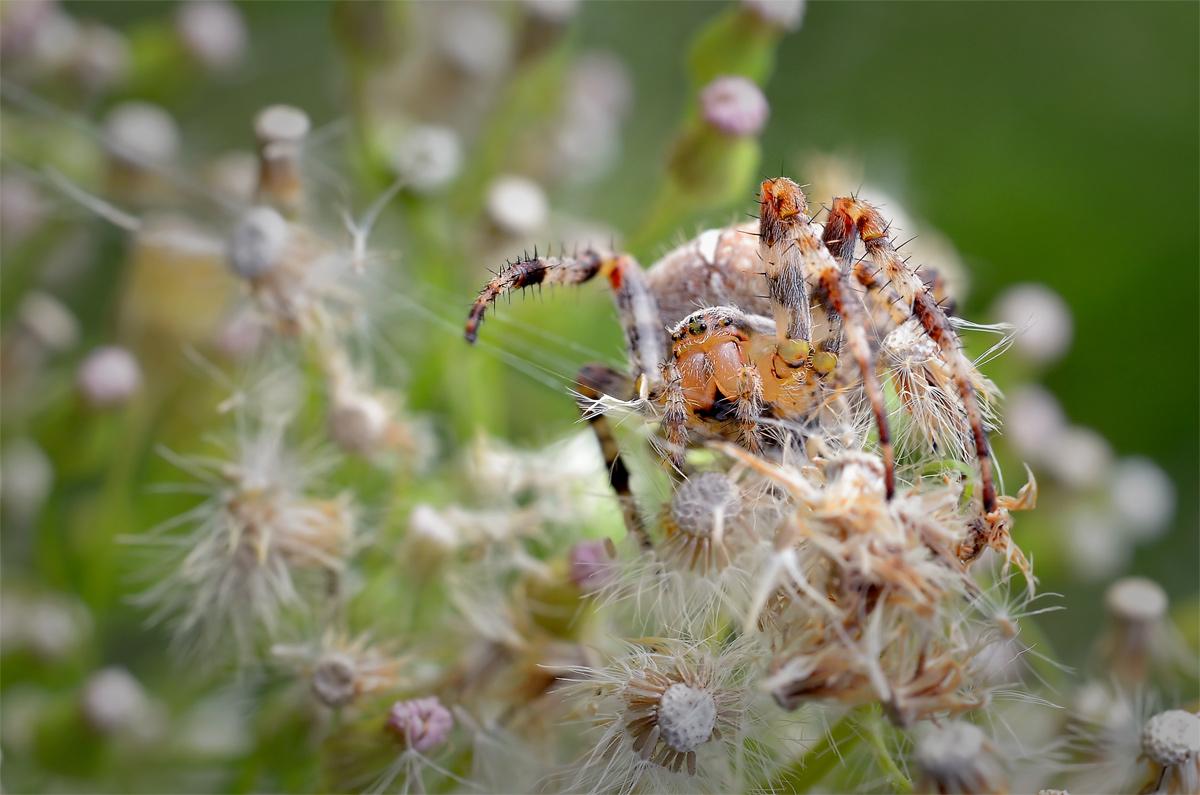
[829,197,996,513]
[576,363,652,548]
[464,249,666,392]
[760,178,896,501]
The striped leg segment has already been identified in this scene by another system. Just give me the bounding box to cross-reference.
[829,197,996,513]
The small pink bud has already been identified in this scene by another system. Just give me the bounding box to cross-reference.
[700,75,769,137]
[175,0,247,72]
[568,538,616,593]
[76,345,142,407]
[385,696,454,752]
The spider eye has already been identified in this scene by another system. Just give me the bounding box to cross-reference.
[688,320,706,335]
[671,332,680,343]
[721,317,731,327]
[813,351,837,376]
[778,339,811,365]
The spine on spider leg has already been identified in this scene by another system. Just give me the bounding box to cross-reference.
[757,179,814,342]
[762,178,895,500]
[833,198,996,513]
[463,250,607,343]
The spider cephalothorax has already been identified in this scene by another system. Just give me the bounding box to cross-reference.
[465,176,999,540]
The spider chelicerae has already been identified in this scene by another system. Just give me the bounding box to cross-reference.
[465,176,1001,540]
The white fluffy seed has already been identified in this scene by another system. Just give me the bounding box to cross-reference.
[657,683,716,754]
[228,206,289,279]
[1142,710,1200,767]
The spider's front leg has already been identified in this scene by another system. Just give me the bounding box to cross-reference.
[759,178,896,500]
[829,197,996,513]
[464,247,666,392]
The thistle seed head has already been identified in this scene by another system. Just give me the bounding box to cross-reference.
[1141,710,1200,768]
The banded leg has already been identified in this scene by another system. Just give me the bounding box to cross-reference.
[659,361,690,473]
[576,364,651,549]
[734,364,765,454]
[760,178,896,500]
[465,248,667,392]
[830,197,995,513]
[758,183,814,343]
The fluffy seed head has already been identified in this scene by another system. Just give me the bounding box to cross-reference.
[228,206,289,279]
[657,683,717,754]
[386,696,454,752]
[700,75,769,137]
[1141,710,1200,767]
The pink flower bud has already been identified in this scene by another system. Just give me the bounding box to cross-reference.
[76,345,142,407]
[700,76,769,137]
[385,696,454,752]
[569,538,616,593]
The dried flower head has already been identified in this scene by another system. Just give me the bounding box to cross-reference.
[133,421,355,661]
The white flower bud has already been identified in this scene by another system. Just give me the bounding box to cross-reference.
[254,104,310,146]
[1106,576,1168,625]
[391,125,462,194]
[0,439,55,523]
[700,75,769,137]
[991,282,1074,365]
[742,0,806,31]
[486,175,547,236]
[1111,456,1176,540]
[76,345,142,407]
[311,652,358,708]
[329,389,391,455]
[437,5,511,78]
[81,667,150,735]
[175,0,247,72]
[228,206,289,279]
[1045,425,1113,490]
[102,102,180,166]
[916,721,1008,794]
[17,291,79,352]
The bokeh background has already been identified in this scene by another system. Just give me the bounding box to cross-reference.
[2,0,1197,791]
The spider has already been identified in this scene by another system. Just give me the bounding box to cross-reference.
[464,177,998,541]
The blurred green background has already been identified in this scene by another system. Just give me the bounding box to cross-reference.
[29,0,1200,701]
